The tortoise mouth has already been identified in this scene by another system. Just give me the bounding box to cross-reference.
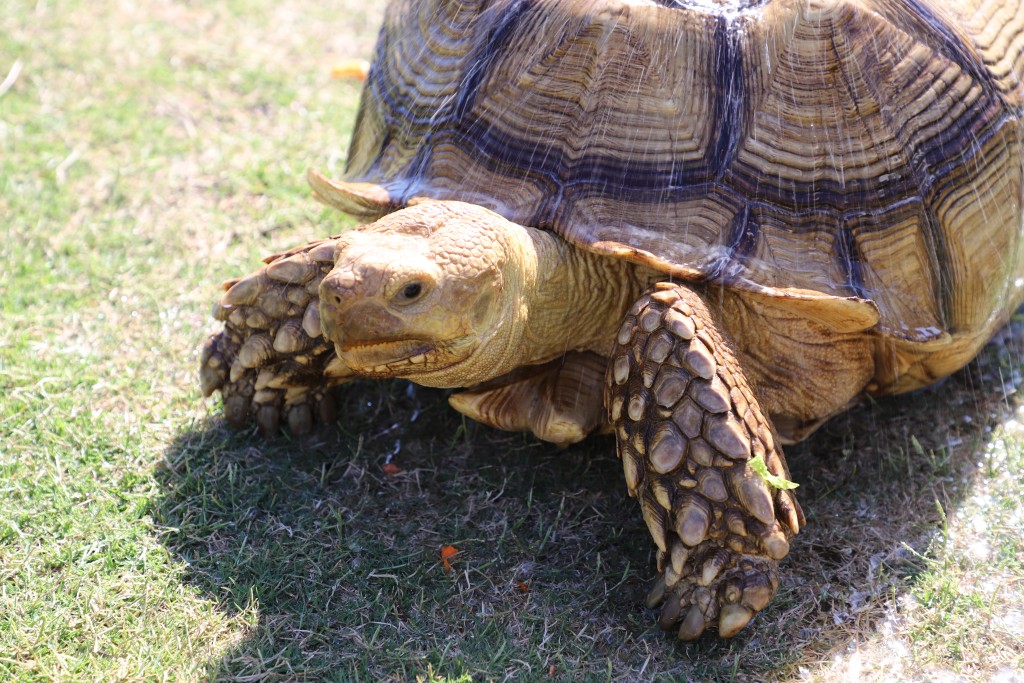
[338,337,471,376]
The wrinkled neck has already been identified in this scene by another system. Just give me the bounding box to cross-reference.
[510,226,651,367]
[415,222,653,388]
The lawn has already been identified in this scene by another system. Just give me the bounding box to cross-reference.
[1,0,1022,681]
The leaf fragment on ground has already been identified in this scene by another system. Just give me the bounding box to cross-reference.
[440,545,458,572]
[330,59,370,81]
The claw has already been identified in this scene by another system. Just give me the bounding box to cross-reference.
[718,604,754,638]
[212,302,233,321]
[664,561,682,588]
[200,364,224,397]
[288,403,313,435]
[678,605,707,641]
[741,578,774,612]
[317,391,338,424]
[254,368,275,391]
[257,404,280,436]
[229,358,246,383]
[199,338,227,396]
[224,394,249,427]
[763,527,790,560]
[658,595,682,629]
[645,573,668,609]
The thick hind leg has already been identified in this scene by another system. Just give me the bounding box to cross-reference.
[200,238,354,435]
[448,351,607,446]
[606,283,804,640]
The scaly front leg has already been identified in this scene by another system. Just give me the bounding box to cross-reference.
[200,238,354,435]
[606,283,804,639]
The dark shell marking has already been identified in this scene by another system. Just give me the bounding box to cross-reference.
[349,0,1024,347]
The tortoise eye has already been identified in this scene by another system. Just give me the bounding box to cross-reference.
[396,281,424,303]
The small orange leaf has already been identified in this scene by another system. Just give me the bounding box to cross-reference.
[440,545,458,572]
[516,580,529,593]
[548,664,557,677]
[330,59,370,81]
[381,462,402,475]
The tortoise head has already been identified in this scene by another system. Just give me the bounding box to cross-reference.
[318,200,531,387]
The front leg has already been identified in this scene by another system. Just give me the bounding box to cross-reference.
[200,238,354,435]
[606,283,804,640]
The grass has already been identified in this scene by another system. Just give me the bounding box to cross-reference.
[1,0,1023,680]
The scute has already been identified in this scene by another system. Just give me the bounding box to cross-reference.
[341,0,1024,348]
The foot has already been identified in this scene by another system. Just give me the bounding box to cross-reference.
[200,238,354,435]
[606,283,804,639]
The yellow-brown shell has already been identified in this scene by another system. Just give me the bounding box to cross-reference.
[340,0,1024,347]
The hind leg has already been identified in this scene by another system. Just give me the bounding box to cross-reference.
[448,351,607,446]
[200,238,354,435]
[606,283,804,639]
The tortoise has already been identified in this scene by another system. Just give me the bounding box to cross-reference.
[199,0,1024,639]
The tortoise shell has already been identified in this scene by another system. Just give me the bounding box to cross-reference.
[334,0,1024,358]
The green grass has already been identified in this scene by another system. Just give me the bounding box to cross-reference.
[1,0,1023,680]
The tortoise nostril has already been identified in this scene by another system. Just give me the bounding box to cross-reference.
[319,267,359,310]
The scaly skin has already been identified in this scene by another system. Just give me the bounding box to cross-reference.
[314,202,650,387]
[200,200,801,638]
[606,283,804,639]
[201,202,649,433]
[200,238,351,435]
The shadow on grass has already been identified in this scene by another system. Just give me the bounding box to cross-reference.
[154,322,1022,681]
